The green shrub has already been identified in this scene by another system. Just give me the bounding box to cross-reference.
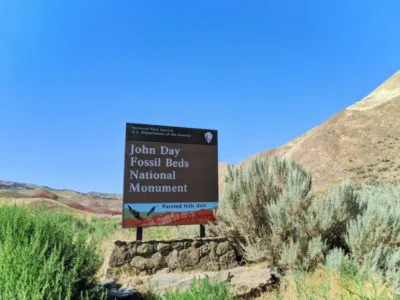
[310,181,360,252]
[325,248,362,280]
[325,247,346,272]
[384,250,400,290]
[211,164,400,293]
[344,182,400,290]
[279,240,298,268]
[303,236,327,270]
[210,153,400,288]
[162,277,235,300]
[346,182,400,259]
[209,156,313,263]
[0,205,106,300]
[340,256,361,279]
[210,156,362,271]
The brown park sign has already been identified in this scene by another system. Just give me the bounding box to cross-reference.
[122,123,218,227]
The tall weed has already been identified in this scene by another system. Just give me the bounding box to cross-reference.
[0,205,106,299]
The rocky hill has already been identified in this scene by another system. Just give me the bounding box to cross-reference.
[236,71,400,192]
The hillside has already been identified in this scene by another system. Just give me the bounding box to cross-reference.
[238,71,400,192]
[0,180,121,215]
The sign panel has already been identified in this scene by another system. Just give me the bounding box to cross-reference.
[122,123,218,227]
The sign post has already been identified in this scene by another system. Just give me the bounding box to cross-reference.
[122,123,218,238]
[200,224,205,238]
[136,227,143,241]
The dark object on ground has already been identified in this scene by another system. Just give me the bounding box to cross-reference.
[96,278,144,300]
[107,287,141,300]
[265,264,286,291]
[95,278,117,289]
[222,271,234,283]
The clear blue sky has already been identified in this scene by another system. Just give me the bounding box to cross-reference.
[1,0,399,193]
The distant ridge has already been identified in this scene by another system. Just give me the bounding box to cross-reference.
[0,180,121,215]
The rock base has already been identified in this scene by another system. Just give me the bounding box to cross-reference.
[107,237,239,276]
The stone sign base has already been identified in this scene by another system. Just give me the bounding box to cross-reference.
[107,237,239,276]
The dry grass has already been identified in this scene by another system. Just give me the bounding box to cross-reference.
[0,196,68,210]
[0,196,99,219]
[257,267,395,300]
[4,197,400,299]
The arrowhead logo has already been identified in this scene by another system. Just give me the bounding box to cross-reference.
[204,132,213,144]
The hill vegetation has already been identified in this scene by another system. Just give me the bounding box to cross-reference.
[210,155,400,298]
[3,156,400,298]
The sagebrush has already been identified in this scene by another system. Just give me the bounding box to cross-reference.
[209,156,360,270]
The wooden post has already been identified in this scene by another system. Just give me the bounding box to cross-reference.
[200,224,205,238]
[136,227,143,241]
